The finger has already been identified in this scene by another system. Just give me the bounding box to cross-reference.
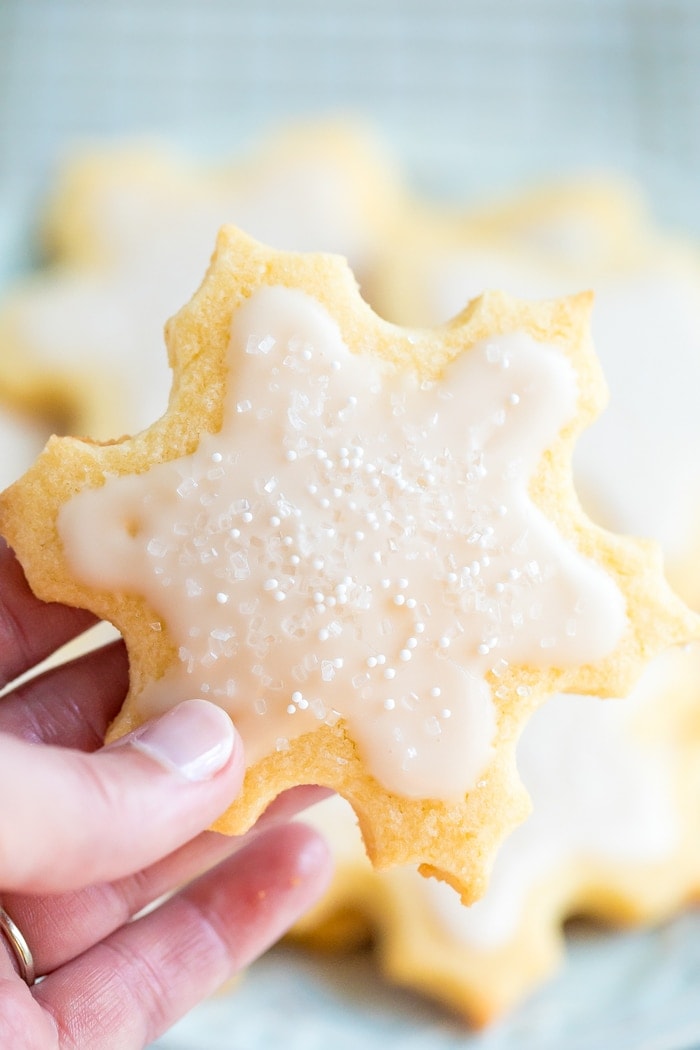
[2,831,239,978]
[0,699,244,894]
[0,638,128,751]
[1,648,333,808]
[0,538,95,689]
[0,979,57,1049]
[33,823,332,1050]
[5,786,332,975]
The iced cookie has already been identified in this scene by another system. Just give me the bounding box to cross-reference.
[371,177,700,605]
[0,228,695,901]
[294,643,700,1025]
[0,119,402,439]
[0,388,120,687]
[0,378,75,491]
[0,401,53,491]
[372,175,649,328]
[463,174,650,274]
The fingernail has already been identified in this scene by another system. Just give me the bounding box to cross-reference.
[129,699,238,781]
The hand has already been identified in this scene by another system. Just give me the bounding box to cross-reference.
[0,539,332,1049]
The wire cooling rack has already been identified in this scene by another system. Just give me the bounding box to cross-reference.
[0,0,699,231]
[1,4,699,1049]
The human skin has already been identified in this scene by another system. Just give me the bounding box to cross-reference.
[0,539,332,1049]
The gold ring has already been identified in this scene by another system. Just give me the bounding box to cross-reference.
[0,906,36,986]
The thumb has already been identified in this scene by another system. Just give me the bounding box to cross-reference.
[0,699,244,894]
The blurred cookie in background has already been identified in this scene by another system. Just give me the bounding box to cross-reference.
[0,119,404,440]
[293,644,700,1026]
[370,175,700,607]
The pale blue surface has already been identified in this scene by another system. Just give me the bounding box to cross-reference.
[1,0,699,233]
[1,4,699,1046]
[153,914,700,1050]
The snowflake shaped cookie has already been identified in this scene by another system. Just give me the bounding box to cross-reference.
[1,228,695,900]
[372,175,700,606]
[0,120,400,438]
[295,645,700,1025]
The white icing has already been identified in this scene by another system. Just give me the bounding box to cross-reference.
[0,406,50,490]
[307,648,684,949]
[12,272,173,435]
[577,269,700,552]
[412,246,700,558]
[514,213,618,268]
[422,650,683,948]
[422,248,555,324]
[57,286,625,800]
[4,155,385,438]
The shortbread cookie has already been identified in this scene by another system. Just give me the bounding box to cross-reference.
[0,120,402,439]
[371,177,700,604]
[0,404,49,491]
[372,175,650,328]
[0,228,695,901]
[0,385,120,685]
[463,174,650,275]
[294,643,700,1025]
[574,245,700,603]
[0,386,71,491]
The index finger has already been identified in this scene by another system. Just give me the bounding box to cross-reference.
[0,537,95,689]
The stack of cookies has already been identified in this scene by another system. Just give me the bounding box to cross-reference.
[1,118,699,1026]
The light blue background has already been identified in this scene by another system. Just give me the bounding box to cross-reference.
[1,0,699,240]
[154,915,700,1050]
[1,2,699,1046]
